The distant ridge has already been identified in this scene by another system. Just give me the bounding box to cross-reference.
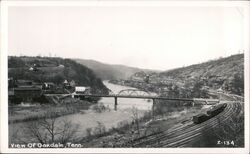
[74,59,158,80]
[125,54,244,96]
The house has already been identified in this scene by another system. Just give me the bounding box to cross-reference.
[63,79,69,85]
[70,80,76,87]
[75,86,91,94]
[29,66,38,71]
[217,87,223,93]
[63,80,71,89]
[58,64,65,68]
[42,82,55,90]
[29,67,34,71]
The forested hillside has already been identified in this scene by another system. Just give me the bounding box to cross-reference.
[74,59,156,80]
[112,54,244,97]
[161,54,243,80]
[160,54,244,96]
[8,56,109,94]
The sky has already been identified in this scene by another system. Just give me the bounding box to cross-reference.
[8,5,247,70]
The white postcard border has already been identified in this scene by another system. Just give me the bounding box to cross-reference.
[1,1,249,153]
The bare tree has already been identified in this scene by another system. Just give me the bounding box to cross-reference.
[86,128,92,138]
[58,119,79,144]
[25,110,79,144]
[93,121,106,137]
[131,107,140,137]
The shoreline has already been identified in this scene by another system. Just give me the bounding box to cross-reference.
[8,100,92,124]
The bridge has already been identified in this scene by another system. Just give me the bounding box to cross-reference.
[45,89,220,111]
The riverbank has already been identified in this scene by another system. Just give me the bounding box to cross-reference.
[9,81,154,145]
[9,99,92,123]
[79,105,208,147]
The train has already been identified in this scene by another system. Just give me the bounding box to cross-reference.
[192,103,227,124]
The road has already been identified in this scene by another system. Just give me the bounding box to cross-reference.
[129,102,243,147]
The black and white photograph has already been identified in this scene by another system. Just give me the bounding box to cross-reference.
[0,0,249,153]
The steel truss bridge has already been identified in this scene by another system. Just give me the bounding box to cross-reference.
[45,89,219,110]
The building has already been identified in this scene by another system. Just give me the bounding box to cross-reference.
[33,82,43,89]
[29,66,39,71]
[63,79,71,88]
[71,86,91,99]
[42,82,55,90]
[12,86,42,102]
[8,77,17,88]
[16,80,33,86]
[75,86,91,94]
[70,80,76,87]
[58,64,65,68]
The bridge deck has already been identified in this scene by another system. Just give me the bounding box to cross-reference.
[44,93,219,102]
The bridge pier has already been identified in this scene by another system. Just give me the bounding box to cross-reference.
[152,99,156,119]
[114,97,118,111]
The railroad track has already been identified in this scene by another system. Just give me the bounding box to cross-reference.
[162,102,242,147]
[130,102,242,147]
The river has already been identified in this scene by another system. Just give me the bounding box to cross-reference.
[99,81,153,110]
[9,81,153,144]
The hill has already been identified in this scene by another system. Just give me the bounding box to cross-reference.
[74,59,157,80]
[160,54,244,95]
[116,54,244,96]
[161,54,244,80]
[8,56,109,94]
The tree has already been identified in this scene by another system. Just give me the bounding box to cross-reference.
[191,80,209,98]
[8,57,26,68]
[192,81,203,97]
[93,121,106,137]
[231,73,244,96]
[25,110,79,144]
[131,107,140,137]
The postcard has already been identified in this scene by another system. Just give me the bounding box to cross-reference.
[0,0,249,153]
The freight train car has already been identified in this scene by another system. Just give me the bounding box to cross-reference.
[207,103,227,117]
[192,113,210,124]
[193,103,227,124]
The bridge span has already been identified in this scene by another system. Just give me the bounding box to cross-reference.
[45,91,219,111]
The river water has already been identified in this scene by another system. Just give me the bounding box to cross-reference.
[9,81,153,143]
[99,81,153,110]
[54,81,153,136]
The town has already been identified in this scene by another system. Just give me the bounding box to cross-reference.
[8,75,91,105]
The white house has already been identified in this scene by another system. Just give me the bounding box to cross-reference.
[75,86,91,94]
[75,86,86,93]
